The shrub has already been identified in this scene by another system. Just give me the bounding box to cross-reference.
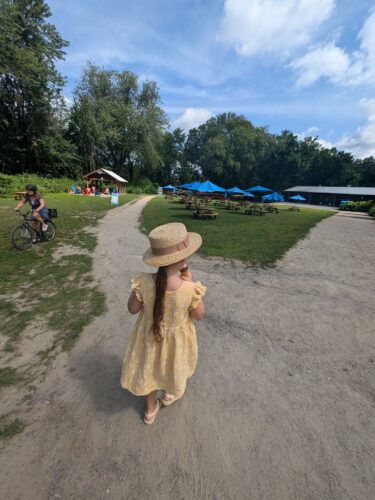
[369,205,375,218]
[0,173,77,196]
[127,178,158,194]
[339,200,374,212]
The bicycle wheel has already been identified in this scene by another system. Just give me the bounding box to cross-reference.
[12,225,33,250]
[41,221,56,241]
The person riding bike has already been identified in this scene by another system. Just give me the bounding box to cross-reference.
[14,184,49,241]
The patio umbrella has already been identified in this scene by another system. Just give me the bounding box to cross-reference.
[163,184,176,190]
[245,184,273,193]
[289,194,306,202]
[263,191,284,202]
[226,186,248,195]
[194,180,226,206]
[195,180,226,193]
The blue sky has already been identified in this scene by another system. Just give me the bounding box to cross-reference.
[49,0,375,158]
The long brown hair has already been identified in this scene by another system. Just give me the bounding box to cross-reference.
[150,266,167,343]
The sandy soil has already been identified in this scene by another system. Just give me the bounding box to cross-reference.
[1,197,375,500]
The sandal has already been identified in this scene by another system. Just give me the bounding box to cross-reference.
[144,397,161,425]
[161,393,183,407]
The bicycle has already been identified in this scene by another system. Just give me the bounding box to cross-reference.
[12,209,57,250]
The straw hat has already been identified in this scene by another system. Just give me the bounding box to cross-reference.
[143,222,202,267]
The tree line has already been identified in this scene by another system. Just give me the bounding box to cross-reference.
[1,0,375,189]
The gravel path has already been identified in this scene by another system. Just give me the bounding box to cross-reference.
[1,197,375,500]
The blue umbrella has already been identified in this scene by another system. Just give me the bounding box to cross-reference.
[226,186,248,195]
[195,180,226,193]
[263,191,284,202]
[163,184,176,190]
[189,181,203,191]
[245,185,273,193]
[289,194,306,202]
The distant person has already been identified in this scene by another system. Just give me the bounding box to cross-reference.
[14,184,49,241]
[120,222,206,425]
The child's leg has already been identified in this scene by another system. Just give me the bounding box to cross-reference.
[146,390,159,413]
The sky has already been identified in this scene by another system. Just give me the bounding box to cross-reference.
[48,0,375,158]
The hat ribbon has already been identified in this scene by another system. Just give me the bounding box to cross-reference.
[151,235,190,256]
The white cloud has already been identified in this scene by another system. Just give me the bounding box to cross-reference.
[219,0,335,57]
[296,100,375,158]
[336,98,375,158]
[291,7,375,87]
[290,43,351,87]
[172,108,213,131]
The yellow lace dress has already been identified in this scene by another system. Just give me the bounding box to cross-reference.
[120,272,207,397]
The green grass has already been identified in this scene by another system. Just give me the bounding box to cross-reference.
[0,415,25,439]
[0,193,140,353]
[0,367,23,387]
[140,198,334,266]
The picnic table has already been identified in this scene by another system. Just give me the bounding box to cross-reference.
[13,191,26,200]
[185,200,194,209]
[265,204,279,214]
[193,207,219,220]
[288,205,300,212]
[245,206,266,216]
[224,202,241,211]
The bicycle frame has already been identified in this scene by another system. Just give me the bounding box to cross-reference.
[18,210,43,238]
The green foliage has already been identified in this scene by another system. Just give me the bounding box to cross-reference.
[0,0,71,174]
[339,200,374,212]
[127,178,158,194]
[1,1,375,189]
[0,173,76,195]
[68,63,168,182]
[369,205,375,217]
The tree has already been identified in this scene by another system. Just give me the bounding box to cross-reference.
[0,0,70,173]
[184,113,271,188]
[68,63,168,182]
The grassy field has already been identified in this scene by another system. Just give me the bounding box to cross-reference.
[141,197,334,266]
[0,192,140,439]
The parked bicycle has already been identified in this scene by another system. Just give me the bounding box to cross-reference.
[12,209,57,250]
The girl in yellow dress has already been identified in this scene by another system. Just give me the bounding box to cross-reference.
[120,222,206,425]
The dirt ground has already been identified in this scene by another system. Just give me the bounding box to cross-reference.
[1,196,375,500]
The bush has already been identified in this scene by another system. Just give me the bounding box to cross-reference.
[0,173,77,196]
[339,200,374,212]
[126,178,158,194]
[369,205,375,218]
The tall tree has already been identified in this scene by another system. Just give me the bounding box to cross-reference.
[0,0,70,173]
[68,63,168,182]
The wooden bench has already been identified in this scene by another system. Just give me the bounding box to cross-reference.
[245,208,266,216]
[193,208,219,220]
[13,191,26,200]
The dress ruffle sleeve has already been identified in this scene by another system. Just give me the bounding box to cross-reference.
[130,273,143,302]
[190,281,207,309]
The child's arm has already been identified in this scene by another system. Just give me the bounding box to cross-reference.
[190,301,205,321]
[127,291,143,314]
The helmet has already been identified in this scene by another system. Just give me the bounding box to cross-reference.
[25,184,37,192]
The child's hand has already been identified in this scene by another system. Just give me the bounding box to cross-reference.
[180,270,192,281]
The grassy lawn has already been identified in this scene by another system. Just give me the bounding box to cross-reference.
[140,197,334,266]
[0,192,141,439]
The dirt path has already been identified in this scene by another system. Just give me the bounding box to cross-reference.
[1,197,375,500]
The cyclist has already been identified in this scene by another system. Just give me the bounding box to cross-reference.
[14,184,49,240]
